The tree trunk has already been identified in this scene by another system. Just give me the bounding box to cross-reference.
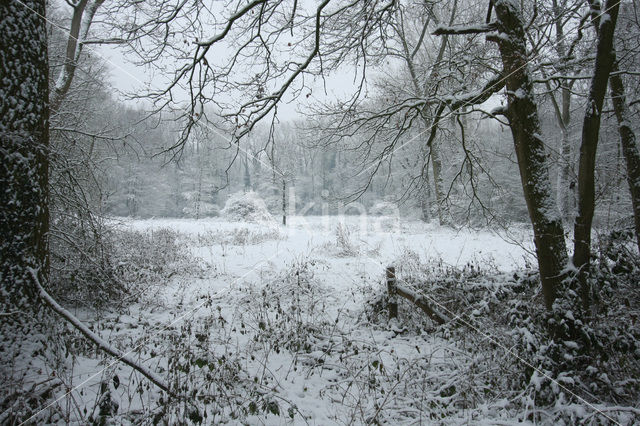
[490,0,569,310]
[551,0,575,226]
[574,0,620,282]
[420,168,432,222]
[282,179,287,226]
[557,128,574,224]
[430,144,447,226]
[0,0,50,330]
[609,59,640,255]
[424,4,455,228]
[396,2,455,226]
[244,151,251,192]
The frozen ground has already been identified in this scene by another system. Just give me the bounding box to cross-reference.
[42,216,548,424]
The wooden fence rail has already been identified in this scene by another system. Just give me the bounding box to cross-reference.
[386,266,451,325]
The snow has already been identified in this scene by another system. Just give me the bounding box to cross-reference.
[120,216,533,273]
[35,216,595,423]
[514,88,528,99]
[9,216,640,423]
[599,13,611,28]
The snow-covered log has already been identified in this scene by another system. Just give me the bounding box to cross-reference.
[386,267,450,325]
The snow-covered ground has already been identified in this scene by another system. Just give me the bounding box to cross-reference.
[124,215,535,275]
[48,216,543,424]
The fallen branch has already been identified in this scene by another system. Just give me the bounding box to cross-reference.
[395,284,451,325]
[28,268,172,395]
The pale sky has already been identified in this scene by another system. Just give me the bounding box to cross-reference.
[98,42,366,121]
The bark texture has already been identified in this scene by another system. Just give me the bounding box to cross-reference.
[610,61,640,255]
[489,0,569,310]
[0,0,50,329]
[574,0,620,276]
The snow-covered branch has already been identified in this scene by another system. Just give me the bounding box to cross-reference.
[433,22,497,36]
[28,268,172,395]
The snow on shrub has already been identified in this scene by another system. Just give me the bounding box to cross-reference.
[221,191,274,223]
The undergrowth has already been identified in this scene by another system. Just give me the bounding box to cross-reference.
[5,225,639,424]
[361,241,640,424]
[51,226,201,309]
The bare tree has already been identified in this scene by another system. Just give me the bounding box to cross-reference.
[102,0,398,149]
[393,0,460,225]
[610,59,640,255]
[120,0,563,302]
[299,1,506,221]
[537,0,591,226]
[101,0,633,312]
[435,0,569,310]
[435,0,625,311]
[489,0,569,310]
[550,0,578,225]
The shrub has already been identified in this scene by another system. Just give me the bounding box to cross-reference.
[221,191,274,223]
[51,225,198,308]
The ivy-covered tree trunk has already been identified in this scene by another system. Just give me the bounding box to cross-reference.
[489,0,568,310]
[0,0,50,334]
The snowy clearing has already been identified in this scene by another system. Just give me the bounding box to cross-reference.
[37,216,640,425]
[35,216,554,425]
[22,217,639,425]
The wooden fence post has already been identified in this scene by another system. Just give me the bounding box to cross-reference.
[386,266,397,320]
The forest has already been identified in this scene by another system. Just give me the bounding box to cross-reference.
[1,0,639,424]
